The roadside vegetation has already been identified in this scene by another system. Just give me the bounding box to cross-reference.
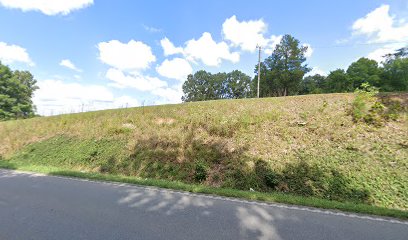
[1,92,407,217]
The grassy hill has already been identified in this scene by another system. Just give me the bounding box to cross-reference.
[1,93,407,212]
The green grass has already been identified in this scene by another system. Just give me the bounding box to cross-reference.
[0,161,406,220]
[0,93,407,217]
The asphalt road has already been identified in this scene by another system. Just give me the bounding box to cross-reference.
[0,169,407,240]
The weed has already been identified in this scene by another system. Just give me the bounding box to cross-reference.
[194,162,208,182]
[108,126,132,135]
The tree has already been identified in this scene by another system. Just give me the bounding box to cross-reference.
[325,69,352,93]
[347,58,382,88]
[380,47,408,91]
[299,74,326,95]
[182,70,252,102]
[384,47,408,60]
[382,58,408,92]
[225,70,252,99]
[0,62,38,120]
[258,34,310,97]
[182,70,213,102]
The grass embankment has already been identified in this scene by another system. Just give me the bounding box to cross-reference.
[0,93,407,218]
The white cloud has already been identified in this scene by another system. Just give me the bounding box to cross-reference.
[161,34,240,66]
[104,66,182,104]
[263,35,283,55]
[352,5,408,43]
[306,67,327,77]
[33,79,139,115]
[142,24,162,33]
[59,59,82,72]
[0,42,33,66]
[98,40,156,72]
[350,5,408,63]
[152,85,183,104]
[160,37,184,56]
[184,32,239,66]
[303,43,313,58]
[0,0,93,15]
[156,58,192,81]
[112,96,140,108]
[106,68,167,91]
[367,43,405,63]
[222,15,282,54]
[222,15,268,52]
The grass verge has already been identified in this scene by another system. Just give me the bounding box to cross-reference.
[1,161,407,220]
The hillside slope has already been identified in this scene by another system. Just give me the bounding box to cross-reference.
[0,93,407,210]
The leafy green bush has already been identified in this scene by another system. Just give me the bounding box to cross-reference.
[351,83,385,126]
[264,171,280,189]
[194,162,208,182]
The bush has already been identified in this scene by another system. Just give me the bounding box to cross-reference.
[351,83,386,126]
[99,156,117,173]
[194,162,208,182]
[255,160,280,189]
[264,171,280,188]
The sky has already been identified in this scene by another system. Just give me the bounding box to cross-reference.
[0,0,407,115]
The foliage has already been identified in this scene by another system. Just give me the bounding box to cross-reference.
[225,70,252,99]
[351,83,387,126]
[299,74,326,94]
[255,34,310,97]
[182,70,251,102]
[0,62,38,120]
[347,58,383,88]
[194,162,208,182]
[288,47,407,96]
[324,69,352,93]
[381,55,408,92]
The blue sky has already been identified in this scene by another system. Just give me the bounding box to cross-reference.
[0,0,407,115]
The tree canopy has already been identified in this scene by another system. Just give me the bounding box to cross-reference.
[182,70,251,102]
[0,62,38,120]
[254,34,310,97]
[298,47,408,95]
[381,47,408,91]
[347,58,382,88]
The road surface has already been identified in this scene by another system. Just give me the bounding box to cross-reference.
[0,169,407,240]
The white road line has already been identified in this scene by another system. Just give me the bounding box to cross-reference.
[2,169,408,225]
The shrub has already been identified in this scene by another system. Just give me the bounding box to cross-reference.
[264,171,280,188]
[255,160,280,189]
[351,83,386,126]
[194,162,208,182]
[99,156,117,173]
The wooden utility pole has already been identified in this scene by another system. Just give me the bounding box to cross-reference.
[256,45,261,98]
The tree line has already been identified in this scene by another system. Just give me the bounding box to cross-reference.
[1,34,407,120]
[300,49,408,95]
[182,34,408,102]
